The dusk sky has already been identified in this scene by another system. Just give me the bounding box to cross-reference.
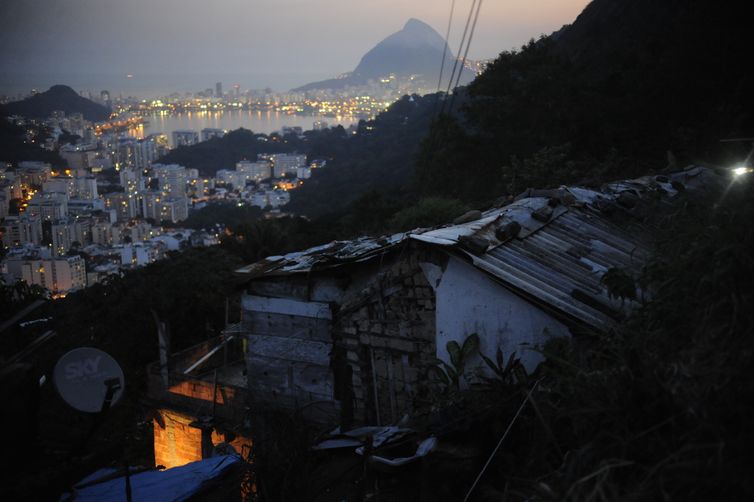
[0,0,589,95]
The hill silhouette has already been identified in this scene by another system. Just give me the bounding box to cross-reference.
[293,19,473,92]
[1,85,110,122]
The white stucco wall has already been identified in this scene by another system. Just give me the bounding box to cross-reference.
[421,255,571,376]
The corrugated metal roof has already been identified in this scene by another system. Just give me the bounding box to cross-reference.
[235,233,408,278]
[237,166,721,330]
[410,166,719,328]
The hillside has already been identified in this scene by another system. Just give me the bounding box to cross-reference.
[154,128,300,177]
[294,19,473,92]
[0,118,65,167]
[287,0,752,229]
[1,85,111,122]
[415,0,752,203]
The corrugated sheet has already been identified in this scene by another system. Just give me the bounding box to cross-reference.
[235,233,407,278]
[237,166,722,330]
[465,209,650,328]
[409,166,719,328]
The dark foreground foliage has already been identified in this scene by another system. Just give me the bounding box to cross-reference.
[451,175,754,501]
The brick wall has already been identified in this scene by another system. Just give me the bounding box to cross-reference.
[153,408,252,469]
[336,249,437,425]
[169,379,236,405]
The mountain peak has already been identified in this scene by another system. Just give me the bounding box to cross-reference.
[47,84,79,97]
[292,18,473,92]
[404,18,432,31]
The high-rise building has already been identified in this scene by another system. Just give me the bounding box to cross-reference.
[74,176,98,199]
[4,254,86,294]
[0,215,43,247]
[201,128,225,141]
[236,160,272,183]
[50,218,91,256]
[215,82,223,98]
[17,161,52,187]
[59,143,99,170]
[120,167,145,194]
[103,192,138,222]
[152,164,188,197]
[268,154,306,178]
[171,130,199,148]
[27,192,68,220]
[133,134,167,170]
[42,176,76,197]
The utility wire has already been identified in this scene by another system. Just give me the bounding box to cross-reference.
[437,0,457,93]
[440,0,478,117]
[432,0,458,118]
[449,0,484,113]
[462,378,542,502]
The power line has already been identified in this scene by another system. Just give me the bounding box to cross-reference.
[463,378,542,502]
[441,0,479,117]
[449,0,484,113]
[436,0,457,94]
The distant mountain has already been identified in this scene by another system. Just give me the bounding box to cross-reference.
[290,0,751,217]
[293,19,474,92]
[1,85,110,122]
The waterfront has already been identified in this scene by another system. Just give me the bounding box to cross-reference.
[129,110,359,146]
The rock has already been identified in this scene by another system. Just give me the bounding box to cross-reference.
[617,191,639,208]
[532,205,554,222]
[561,192,577,206]
[593,198,617,214]
[453,210,482,225]
[671,180,686,192]
[458,235,489,254]
[495,221,521,240]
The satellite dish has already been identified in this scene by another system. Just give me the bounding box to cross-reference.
[53,347,125,413]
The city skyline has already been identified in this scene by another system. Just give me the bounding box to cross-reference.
[0,0,589,96]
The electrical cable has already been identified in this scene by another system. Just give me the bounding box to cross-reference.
[449,0,484,113]
[437,0,457,93]
[440,0,478,118]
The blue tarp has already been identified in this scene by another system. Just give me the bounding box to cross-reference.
[62,454,242,502]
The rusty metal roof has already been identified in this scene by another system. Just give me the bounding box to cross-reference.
[237,166,722,329]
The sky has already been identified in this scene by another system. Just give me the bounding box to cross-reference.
[0,0,590,96]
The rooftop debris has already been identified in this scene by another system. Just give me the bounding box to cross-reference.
[237,166,721,330]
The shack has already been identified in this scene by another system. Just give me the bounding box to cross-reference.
[235,166,718,427]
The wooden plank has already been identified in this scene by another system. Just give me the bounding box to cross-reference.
[243,295,332,319]
[245,312,332,342]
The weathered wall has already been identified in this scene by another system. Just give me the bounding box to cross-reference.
[421,254,571,375]
[241,295,337,420]
[336,249,437,425]
[153,408,252,469]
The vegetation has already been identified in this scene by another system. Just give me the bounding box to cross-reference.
[461,173,754,501]
[0,116,65,167]
[3,1,752,499]
[180,201,262,230]
[1,84,110,122]
[155,128,302,177]
[0,277,47,320]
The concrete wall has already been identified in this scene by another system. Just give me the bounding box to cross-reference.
[421,254,571,376]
